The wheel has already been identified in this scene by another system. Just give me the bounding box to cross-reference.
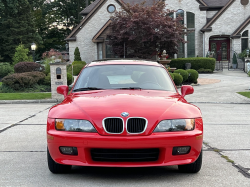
[47,147,72,174]
[178,150,202,173]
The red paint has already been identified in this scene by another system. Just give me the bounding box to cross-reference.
[47,60,203,167]
[57,85,68,98]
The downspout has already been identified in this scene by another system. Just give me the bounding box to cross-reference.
[203,32,205,57]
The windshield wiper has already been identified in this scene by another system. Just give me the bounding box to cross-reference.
[116,87,142,90]
[73,87,104,92]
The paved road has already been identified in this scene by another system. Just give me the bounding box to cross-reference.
[0,70,250,186]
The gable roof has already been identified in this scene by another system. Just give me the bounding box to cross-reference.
[231,16,250,38]
[66,0,124,41]
[203,0,230,7]
[196,0,207,6]
[92,19,112,42]
[80,0,102,15]
[201,0,235,32]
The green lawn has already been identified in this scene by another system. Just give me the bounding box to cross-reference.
[0,93,51,100]
[238,92,250,98]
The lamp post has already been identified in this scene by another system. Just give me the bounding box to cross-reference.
[31,42,37,62]
[246,49,249,58]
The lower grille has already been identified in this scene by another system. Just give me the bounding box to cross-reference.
[104,118,123,134]
[91,148,159,162]
[127,118,147,133]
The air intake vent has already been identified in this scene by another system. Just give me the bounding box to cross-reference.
[91,148,159,162]
[104,118,123,134]
[127,118,147,133]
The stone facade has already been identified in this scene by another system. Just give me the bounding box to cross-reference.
[68,0,250,63]
[50,63,67,100]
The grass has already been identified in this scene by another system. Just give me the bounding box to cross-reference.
[238,92,250,98]
[0,92,51,100]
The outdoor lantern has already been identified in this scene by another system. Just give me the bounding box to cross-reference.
[247,49,249,57]
[65,43,69,51]
[31,42,37,62]
[31,42,37,51]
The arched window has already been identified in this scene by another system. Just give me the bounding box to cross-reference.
[241,30,248,52]
[176,9,184,25]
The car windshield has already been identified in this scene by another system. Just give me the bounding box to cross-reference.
[73,64,176,92]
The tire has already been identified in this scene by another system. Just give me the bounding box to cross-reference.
[47,147,72,174]
[178,150,202,173]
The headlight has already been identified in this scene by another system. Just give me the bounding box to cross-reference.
[153,119,195,132]
[55,119,97,132]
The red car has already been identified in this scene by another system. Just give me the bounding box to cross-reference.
[47,60,203,174]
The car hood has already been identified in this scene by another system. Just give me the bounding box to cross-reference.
[48,90,201,135]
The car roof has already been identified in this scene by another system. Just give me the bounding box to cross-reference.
[87,59,163,67]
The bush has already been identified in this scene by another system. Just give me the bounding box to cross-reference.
[44,58,51,75]
[67,64,84,76]
[187,69,199,83]
[14,62,44,73]
[67,73,73,85]
[44,73,51,85]
[169,57,216,71]
[169,72,174,80]
[197,68,213,73]
[173,69,188,82]
[0,63,14,78]
[2,72,46,90]
[12,44,33,65]
[72,61,86,65]
[172,73,183,86]
[74,47,82,61]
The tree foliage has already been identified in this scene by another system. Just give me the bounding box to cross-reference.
[74,47,82,61]
[108,1,186,59]
[0,0,41,62]
[12,44,32,65]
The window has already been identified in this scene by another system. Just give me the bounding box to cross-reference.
[174,10,195,58]
[107,4,116,13]
[241,30,248,52]
[97,43,103,60]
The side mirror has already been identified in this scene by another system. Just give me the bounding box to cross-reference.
[181,85,194,98]
[57,85,69,98]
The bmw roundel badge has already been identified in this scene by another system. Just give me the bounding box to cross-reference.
[121,112,129,117]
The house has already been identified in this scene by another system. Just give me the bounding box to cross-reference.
[66,0,250,64]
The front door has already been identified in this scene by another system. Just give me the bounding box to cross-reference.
[209,38,230,61]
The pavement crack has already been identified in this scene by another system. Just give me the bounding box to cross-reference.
[203,141,250,179]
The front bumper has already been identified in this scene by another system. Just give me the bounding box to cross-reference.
[47,122,203,167]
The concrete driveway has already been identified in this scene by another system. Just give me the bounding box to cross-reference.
[0,69,249,186]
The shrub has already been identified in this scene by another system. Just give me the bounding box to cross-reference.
[172,73,183,86]
[2,72,45,90]
[169,57,216,71]
[187,69,199,83]
[197,68,213,73]
[169,72,174,80]
[72,61,86,66]
[44,73,51,85]
[67,64,84,76]
[0,63,14,78]
[14,62,44,73]
[74,47,82,61]
[173,69,188,82]
[12,44,32,65]
[67,73,73,85]
[232,53,237,64]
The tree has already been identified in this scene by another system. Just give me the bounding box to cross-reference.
[0,0,42,62]
[108,1,186,59]
[74,47,82,61]
[12,44,32,65]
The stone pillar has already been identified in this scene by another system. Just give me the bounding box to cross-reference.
[50,62,67,100]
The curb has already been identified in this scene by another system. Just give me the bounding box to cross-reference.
[0,99,61,104]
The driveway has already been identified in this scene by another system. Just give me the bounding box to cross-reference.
[0,69,249,186]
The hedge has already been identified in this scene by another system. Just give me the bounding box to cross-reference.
[72,61,86,65]
[2,72,46,90]
[169,57,216,71]
[67,64,85,76]
[173,69,188,82]
[0,63,14,78]
[14,62,44,73]
[172,73,183,86]
[169,72,174,81]
[186,69,199,83]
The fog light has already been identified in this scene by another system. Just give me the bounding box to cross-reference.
[59,147,78,155]
[172,146,191,155]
